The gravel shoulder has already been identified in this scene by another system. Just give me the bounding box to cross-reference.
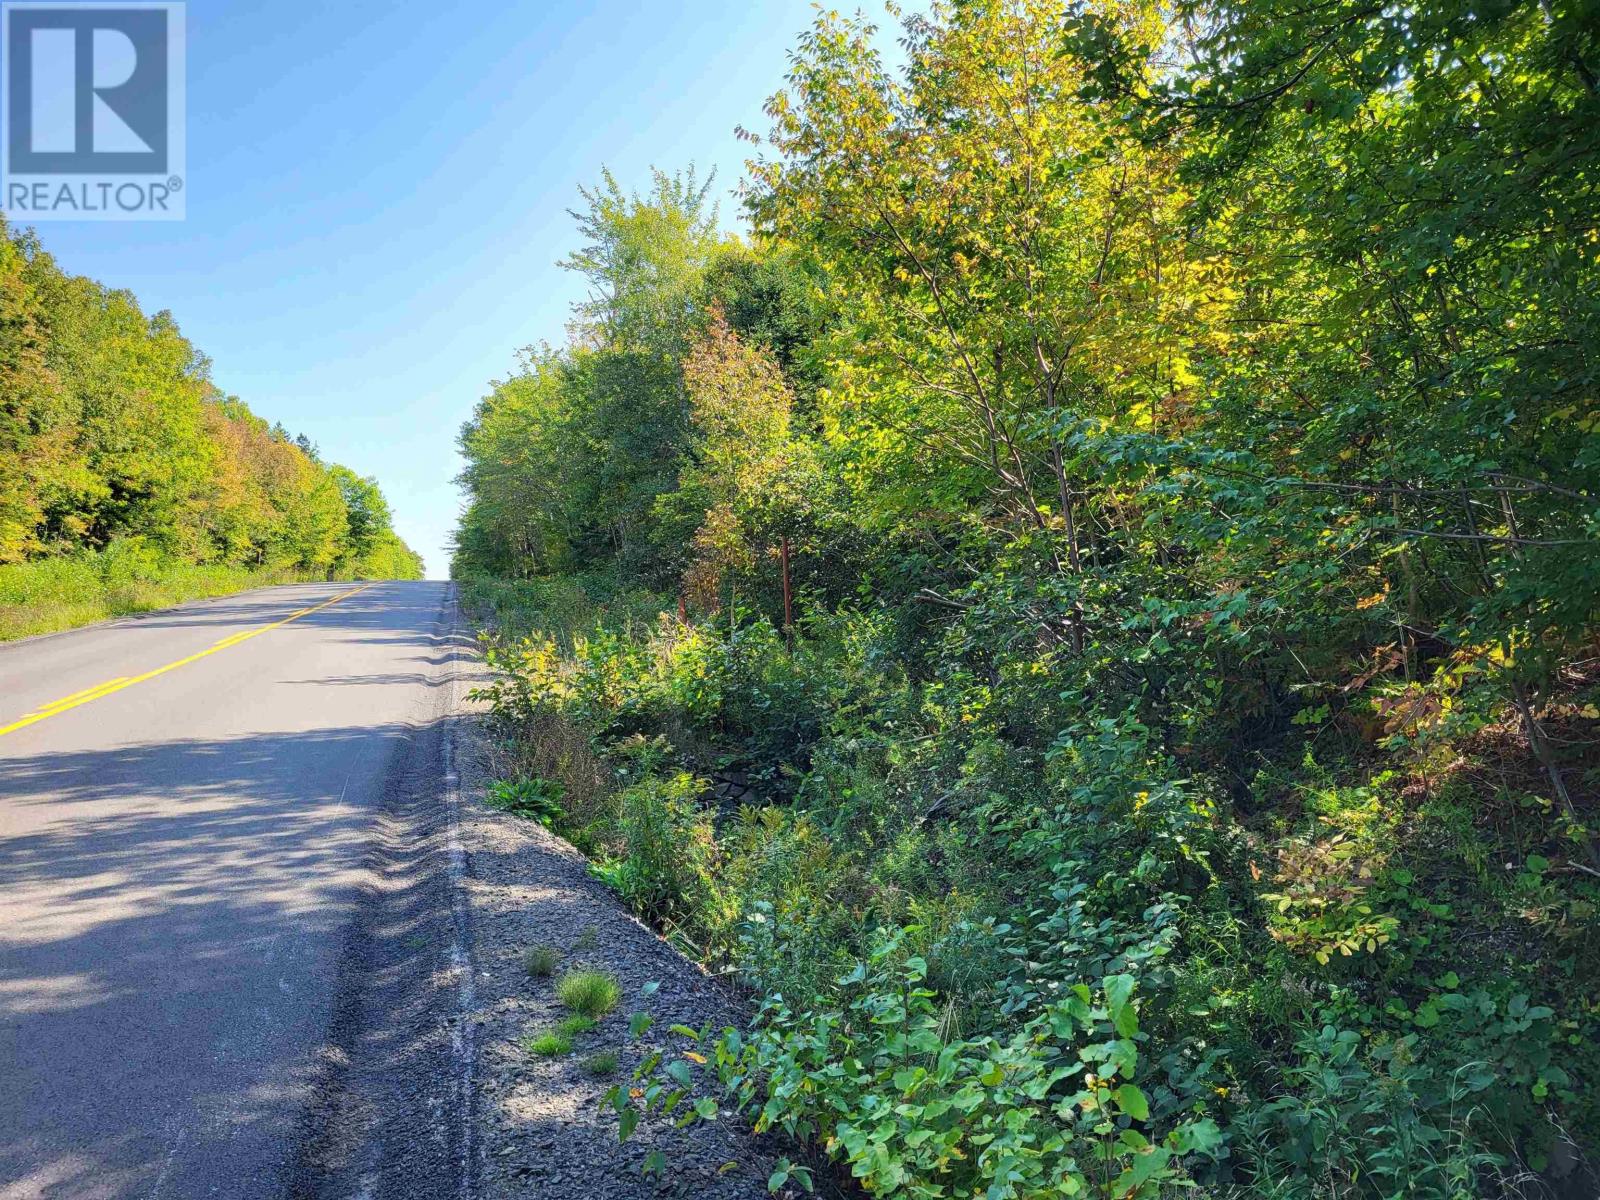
[451,612,788,1199]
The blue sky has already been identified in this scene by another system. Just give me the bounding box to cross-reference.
[29,1,844,577]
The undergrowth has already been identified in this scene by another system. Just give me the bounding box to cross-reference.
[0,544,316,642]
[470,577,1599,1199]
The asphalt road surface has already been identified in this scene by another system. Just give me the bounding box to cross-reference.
[0,581,477,1200]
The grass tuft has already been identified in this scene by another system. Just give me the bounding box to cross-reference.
[556,1013,597,1037]
[556,968,621,1018]
[582,1050,619,1077]
[521,1027,573,1057]
[574,924,599,951]
[523,945,560,978]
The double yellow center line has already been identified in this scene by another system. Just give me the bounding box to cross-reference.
[0,583,373,739]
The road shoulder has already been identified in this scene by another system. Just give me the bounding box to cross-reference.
[453,633,786,1198]
[283,585,480,1199]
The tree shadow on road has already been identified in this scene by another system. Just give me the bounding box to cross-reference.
[0,703,485,1197]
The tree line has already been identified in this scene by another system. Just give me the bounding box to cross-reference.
[0,218,421,581]
[458,2,1598,1196]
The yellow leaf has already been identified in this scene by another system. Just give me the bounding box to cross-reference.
[1355,586,1390,611]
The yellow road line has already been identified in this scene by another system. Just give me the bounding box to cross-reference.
[34,678,132,710]
[0,583,374,739]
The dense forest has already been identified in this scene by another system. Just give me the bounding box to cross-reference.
[455,2,1600,1196]
[0,218,422,638]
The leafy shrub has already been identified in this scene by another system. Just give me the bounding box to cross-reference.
[1236,1027,1501,1199]
[597,771,720,928]
[478,583,1600,1195]
[486,777,563,824]
[714,806,865,1000]
[612,939,1224,1198]
[460,572,663,647]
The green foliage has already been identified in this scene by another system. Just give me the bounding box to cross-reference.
[583,1050,620,1078]
[522,1028,574,1058]
[560,166,720,356]
[486,777,564,825]
[592,771,718,928]
[0,217,421,635]
[614,952,1222,1198]
[523,945,560,979]
[0,546,307,640]
[1232,1014,1561,1200]
[556,969,622,1019]
[457,0,1600,1193]
[556,1014,598,1038]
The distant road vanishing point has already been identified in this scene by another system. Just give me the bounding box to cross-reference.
[0,581,480,1200]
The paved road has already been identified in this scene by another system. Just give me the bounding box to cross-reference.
[0,581,476,1200]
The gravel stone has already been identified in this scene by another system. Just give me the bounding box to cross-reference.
[455,653,796,1199]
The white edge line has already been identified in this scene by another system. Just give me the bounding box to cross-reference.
[442,585,476,1200]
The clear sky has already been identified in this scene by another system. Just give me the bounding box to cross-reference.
[27,1,840,578]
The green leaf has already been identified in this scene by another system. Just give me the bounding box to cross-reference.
[1113,1145,1172,1193]
[618,1106,639,1143]
[1114,1083,1150,1120]
[1170,1117,1224,1156]
[1104,974,1138,1037]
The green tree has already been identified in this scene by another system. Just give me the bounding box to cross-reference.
[0,219,420,585]
[562,165,722,355]
[671,307,812,609]
[330,465,392,562]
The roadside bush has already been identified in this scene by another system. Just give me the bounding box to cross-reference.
[486,777,563,824]
[596,771,721,931]
[617,937,1224,1198]
[475,583,1600,1196]
[1231,1020,1543,1199]
[0,545,310,641]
